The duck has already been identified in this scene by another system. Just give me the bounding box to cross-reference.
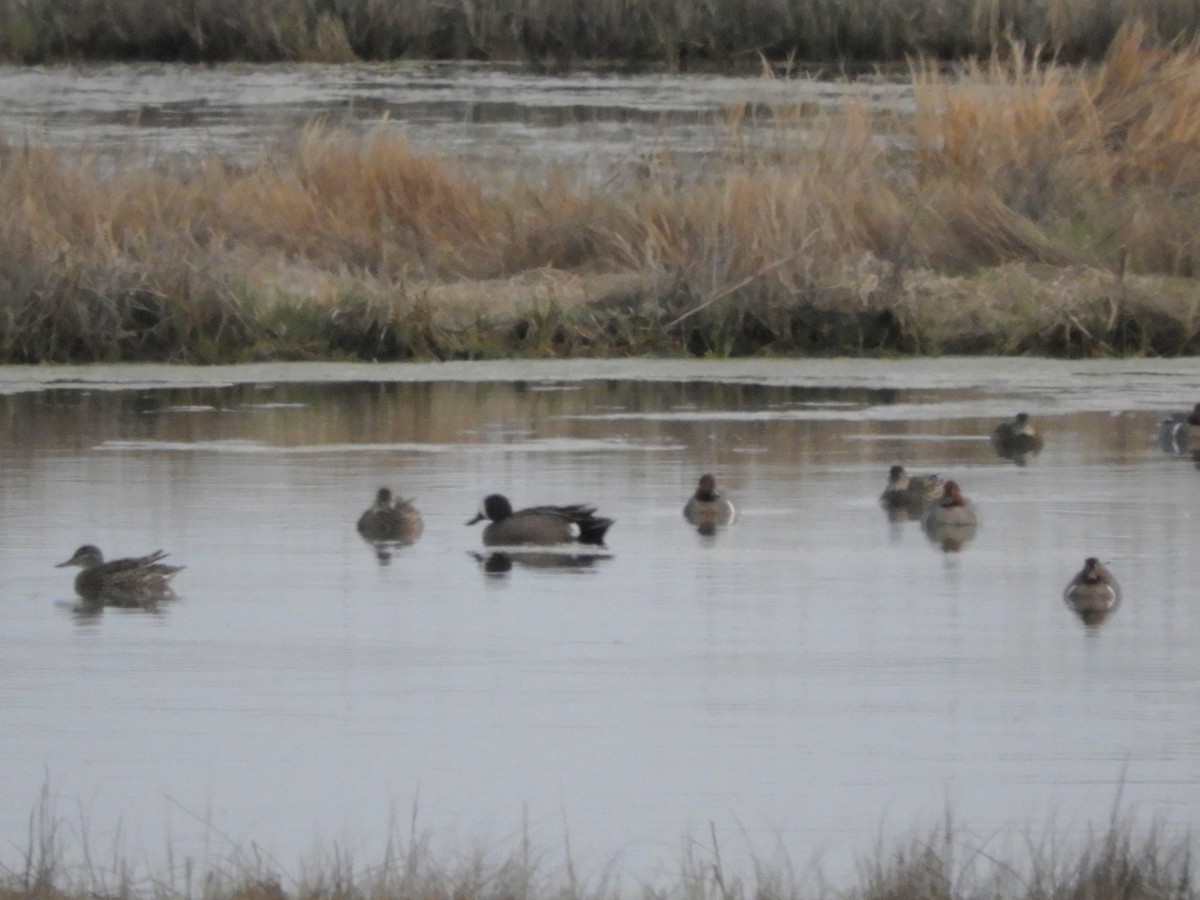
[683,474,737,530]
[56,545,184,605]
[920,480,981,551]
[879,465,942,516]
[921,480,980,529]
[1063,557,1121,624]
[356,487,424,544]
[1157,402,1200,454]
[991,412,1044,461]
[466,494,614,547]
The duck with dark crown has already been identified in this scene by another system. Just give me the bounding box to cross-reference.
[467,494,614,547]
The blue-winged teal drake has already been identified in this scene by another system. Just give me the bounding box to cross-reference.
[991,412,1044,461]
[1157,402,1200,454]
[1063,557,1120,625]
[683,474,737,530]
[879,465,942,516]
[357,487,424,544]
[56,545,184,605]
[467,494,614,547]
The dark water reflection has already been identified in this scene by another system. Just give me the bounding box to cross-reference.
[1,361,1198,881]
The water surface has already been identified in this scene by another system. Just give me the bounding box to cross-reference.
[1,358,1198,884]
[0,62,912,177]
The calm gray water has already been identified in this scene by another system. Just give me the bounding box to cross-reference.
[1,359,1199,885]
[0,62,913,177]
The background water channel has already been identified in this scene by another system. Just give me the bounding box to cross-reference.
[1,358,1198,885]
[0,62,912,177]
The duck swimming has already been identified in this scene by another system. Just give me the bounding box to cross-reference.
[879,465,942,517]
[920,480,980,551]
[1063,557,1120,624]
[683,474,737,530]
[991,412,1044,462]
[56,545,184,605]
[356,487,424,544]
[467,494,614,547]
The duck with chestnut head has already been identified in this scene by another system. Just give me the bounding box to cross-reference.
[921,480,980,551]
[684,473,737,532]
[1063,557,1120,625]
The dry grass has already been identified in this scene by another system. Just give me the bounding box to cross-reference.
[0,792,1192,900]
[0,24,1199,362]
[1,0,1199,67]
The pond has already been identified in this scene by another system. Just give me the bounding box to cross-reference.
[0,62,913,177]
[1,358,1198,885]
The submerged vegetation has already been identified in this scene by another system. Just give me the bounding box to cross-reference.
[1,25,1200,363]
[0,0,1198,67]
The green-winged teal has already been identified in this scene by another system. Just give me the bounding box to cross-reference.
[991,412,1044,461]
[920,480,980,551]
[1158,403,1200,454]
[356,487,424,543]
[683,474,737,530]
[467,494,614,547]
[879,465,942,516]
[1063,557,1120,625]
[56,545,184,605]
[921,480,980,528]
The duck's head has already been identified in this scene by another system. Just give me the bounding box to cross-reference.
[467,494,513,525]
[942,480,967,507]
[56,545,104,569]
[695,473,720,501]
[1080,557,1109,584]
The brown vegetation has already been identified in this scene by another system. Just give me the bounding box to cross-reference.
[1,0,1199,68]
[0,798,1192,900]
[0,25,1198,363]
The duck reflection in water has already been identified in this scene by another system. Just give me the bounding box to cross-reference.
[879,465,942,523]
[683,473,737,536]
[471,550,613,576]
[920,480,980,552]
[1063,557,1121,626]
[991,412,1044,465]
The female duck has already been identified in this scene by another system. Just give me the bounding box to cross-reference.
[1063,557,1120,624]
[991,412,1044,460]
[879,465,942,515]
[467,494,614,547]
[357,487,424,544]
[684,474,737,529]
[56,545,184,605]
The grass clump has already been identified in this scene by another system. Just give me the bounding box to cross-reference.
[1,25,1199,362]
[0,795,1193,900]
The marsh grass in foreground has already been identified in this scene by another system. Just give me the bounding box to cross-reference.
[0,791,1193,900]
[1,25,1199,363]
